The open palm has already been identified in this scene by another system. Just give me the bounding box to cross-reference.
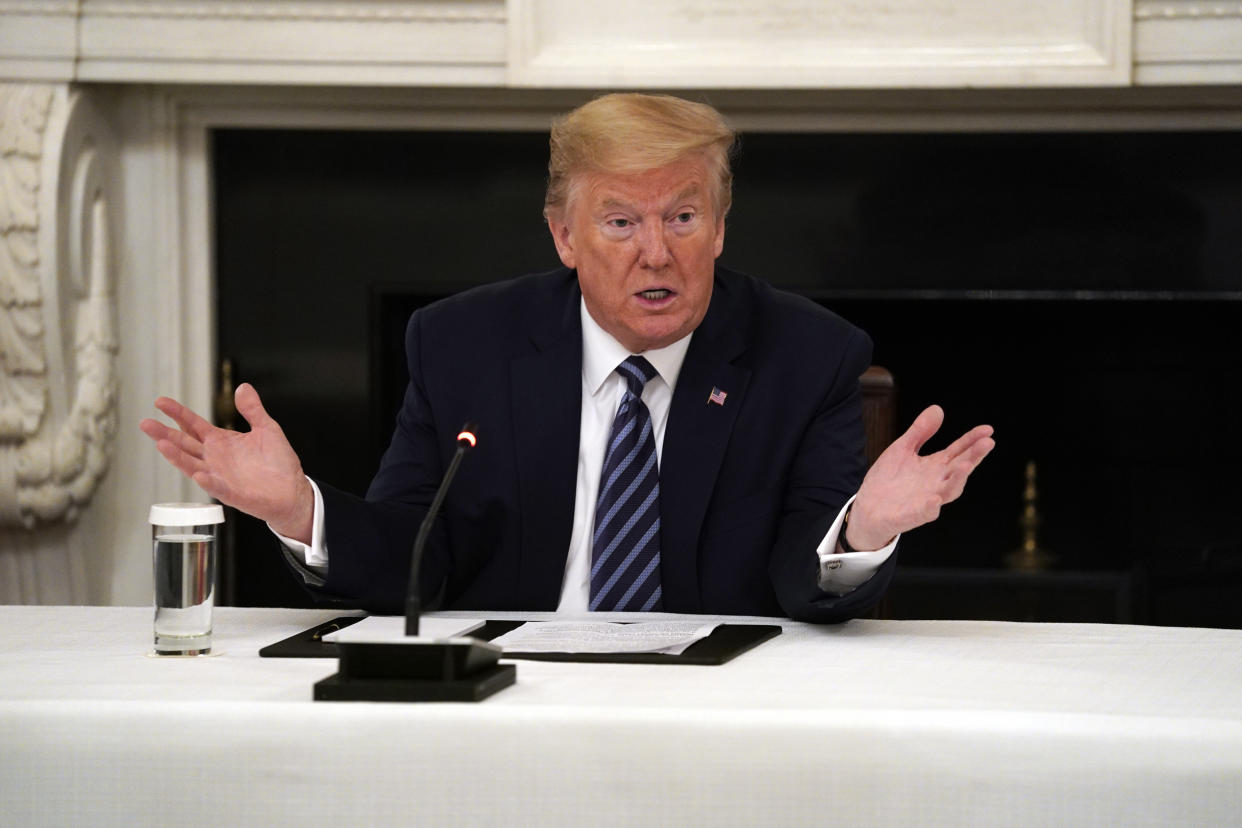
[846,405,995,551]
[139,383,315,542]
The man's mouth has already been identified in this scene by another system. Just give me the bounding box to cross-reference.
[638,289,672,301]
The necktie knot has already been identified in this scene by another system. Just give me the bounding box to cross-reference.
[617,356,657,397]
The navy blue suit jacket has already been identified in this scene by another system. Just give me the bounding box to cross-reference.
[313,266,897,622]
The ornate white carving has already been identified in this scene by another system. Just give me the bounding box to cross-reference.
[0,85,51,444]
[0,83,119,528]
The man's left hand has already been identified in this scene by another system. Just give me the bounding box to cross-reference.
[844,405,995,551]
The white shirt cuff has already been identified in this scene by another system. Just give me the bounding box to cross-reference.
[270,476,328,573]
[815,494,899,597]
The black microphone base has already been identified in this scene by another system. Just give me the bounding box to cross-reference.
[313,639,516,703]
[313,663,515,702]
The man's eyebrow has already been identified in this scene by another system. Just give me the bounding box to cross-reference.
[674,184,702,202]
[598,186,703,212]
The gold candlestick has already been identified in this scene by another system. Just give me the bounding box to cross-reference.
[213,357,237,431]
[1006,460,1055,571]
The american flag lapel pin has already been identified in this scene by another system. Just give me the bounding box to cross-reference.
[708,386,728,406]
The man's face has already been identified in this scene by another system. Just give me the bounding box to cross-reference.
[547,156,724,353]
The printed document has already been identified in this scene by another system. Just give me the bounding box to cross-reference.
[490,620,719,655]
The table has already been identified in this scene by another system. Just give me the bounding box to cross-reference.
[3,607,1242,826]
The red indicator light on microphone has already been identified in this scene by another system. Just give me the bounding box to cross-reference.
[457,430,477,448]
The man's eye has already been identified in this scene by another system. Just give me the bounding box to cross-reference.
[607,218,631,229]
[674,212,695,224]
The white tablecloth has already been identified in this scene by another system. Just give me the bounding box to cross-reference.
[2,606,1241,826]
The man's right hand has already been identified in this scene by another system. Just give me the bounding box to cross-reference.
[139,383,315,544]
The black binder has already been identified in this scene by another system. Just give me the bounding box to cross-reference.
[258,615,365,659]
[260,616,780,665]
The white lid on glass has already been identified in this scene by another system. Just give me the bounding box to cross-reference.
[149,502,225,526]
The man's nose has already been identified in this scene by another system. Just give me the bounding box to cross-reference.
[636,221,672,268]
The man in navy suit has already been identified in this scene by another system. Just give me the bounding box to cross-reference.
[142,94,994,622]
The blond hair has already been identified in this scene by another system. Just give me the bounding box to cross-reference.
[544,93,736,221]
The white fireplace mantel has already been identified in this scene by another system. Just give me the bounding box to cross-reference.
[1,0,1241,606]
[1,0,1241,88]
[1,1,1241,88]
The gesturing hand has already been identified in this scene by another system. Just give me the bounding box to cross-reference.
[844,405,995,551]
[139,383,315,544]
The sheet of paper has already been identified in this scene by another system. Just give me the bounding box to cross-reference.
[490,621,719,655]
[321,615,484,643]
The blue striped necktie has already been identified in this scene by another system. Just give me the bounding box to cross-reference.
[590,356,663,612]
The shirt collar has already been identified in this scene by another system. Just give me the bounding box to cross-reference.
[580,299,693,395]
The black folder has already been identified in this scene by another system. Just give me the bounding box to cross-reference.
[260,616,780,665]
[258,615,366,659]
[468,619,780,665]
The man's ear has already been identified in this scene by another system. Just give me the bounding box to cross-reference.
[547,216,576,269]
[713,214,726,259]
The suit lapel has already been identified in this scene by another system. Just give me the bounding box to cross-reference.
[511,276,583,609]
[659,271,751,613]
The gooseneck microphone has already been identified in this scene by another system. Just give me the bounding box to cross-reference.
[405,423,478,636]
[316,420,513,702]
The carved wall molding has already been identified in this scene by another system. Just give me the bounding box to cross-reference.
[0,2,77,14]
[3,0,1242,88]
[79,1,504,23]
[0,82,119,528]
[508,0,1134,88]
[1134,0,1242,82]
[1135,2,1242,19]
[0,0,503,18]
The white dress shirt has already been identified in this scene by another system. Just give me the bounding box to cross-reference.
[279,299,898,605]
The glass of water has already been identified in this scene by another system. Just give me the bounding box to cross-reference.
[150,503,224,656]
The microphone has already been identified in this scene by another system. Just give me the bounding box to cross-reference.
[405,423,478,636]
[314,421,515,703]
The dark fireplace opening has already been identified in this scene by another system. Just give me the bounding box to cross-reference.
[214,126,1242,625]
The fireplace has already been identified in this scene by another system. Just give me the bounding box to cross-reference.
[4,0,1242,613]
[211,126,1242,622]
